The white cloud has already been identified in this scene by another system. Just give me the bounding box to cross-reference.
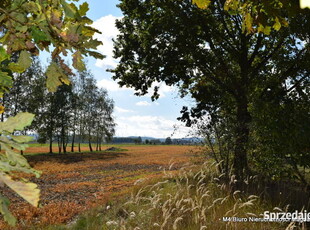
[115,106,134,113]
[97,79,133,92]
[97,78,177,100]
[92,15,122,69]
[146,82,175,98]
[115,115,190,138]
[136,101,151,106]
[92,15,178,99]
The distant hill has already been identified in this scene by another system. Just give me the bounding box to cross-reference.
[112,136,203,144]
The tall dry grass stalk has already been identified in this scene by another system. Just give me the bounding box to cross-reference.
[100,162,305,230]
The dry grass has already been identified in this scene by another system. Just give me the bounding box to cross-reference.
[80,162,300,230]
[0,145,197,229]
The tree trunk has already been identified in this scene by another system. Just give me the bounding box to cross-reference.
[71,130,76,152]
[89,138,93,152]
[49,134,53,154]
[61,125,66,153]
[232,35,252,188]
[49,139,53,154]
[96,132,99,151]
[71,112,77,152]
[58,136,62,154]
[232,99,251,186]
[88,130,93,152]
[63,138,66,153]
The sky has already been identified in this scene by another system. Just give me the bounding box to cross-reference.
[79,0,193,138]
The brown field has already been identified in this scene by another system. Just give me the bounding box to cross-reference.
[0,145,202,229]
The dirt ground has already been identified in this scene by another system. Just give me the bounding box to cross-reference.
[0,145,201,229]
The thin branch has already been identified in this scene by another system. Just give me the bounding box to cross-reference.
[286,73,309,93]
[251,38,285,75]
[248,33,263,66]
[0,7,27,26]
[215,0,239,50]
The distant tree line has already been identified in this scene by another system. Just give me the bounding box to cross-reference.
[1,57,115,154]
[111,136,198,145]
[112,137,140,144]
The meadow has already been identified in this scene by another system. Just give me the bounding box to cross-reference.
[1,144,307,230]
[0,145,200,229]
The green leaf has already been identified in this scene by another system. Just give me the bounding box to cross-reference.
[84,38,103,49]
[11,12,27,23]
[46,62,70,92]
[0,156,41,177]
[1,143,29,167]
[0,71,13,89]
[79,2,89,16]
[72,50,85,71]
[8,63,25,73]
[0,195,16,226]
[192,0,211,9]
[0,14,6,24]
[61,0,77,18]
[8,50,32,73]
[31,27,49,43]
[22,2,40,13]
[0,173,40,207]
[0,112,34,133]
[11,135,33,143]
[0,47,10,62]
[0,137,27,151]
[18,50,32,70]
[82,26,98,37]
[87,51,105,60]
[16,25,28,33]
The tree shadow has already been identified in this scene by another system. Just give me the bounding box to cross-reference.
[26,151,129,165]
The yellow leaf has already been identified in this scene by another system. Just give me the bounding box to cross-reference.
[273,17,281,31]
[73,50,85,71]
[244,13,254,33]
[263,26,272,35]
[0,173,40,207]
[0,112,34,133]
[46,62,70,92]
[192,0,211,9]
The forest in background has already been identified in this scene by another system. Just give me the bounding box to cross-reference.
[1,57,115,154]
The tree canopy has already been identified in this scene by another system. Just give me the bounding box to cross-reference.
[112,0,310,186]
[193,0,303,34]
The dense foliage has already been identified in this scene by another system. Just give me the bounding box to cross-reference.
[2,58,115,154]
[193,0,301,34]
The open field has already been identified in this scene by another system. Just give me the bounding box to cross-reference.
[0,145,201,229]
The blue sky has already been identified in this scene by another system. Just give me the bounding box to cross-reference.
[82,0,192,138]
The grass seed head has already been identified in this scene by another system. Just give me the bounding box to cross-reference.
[173,216,183,230]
